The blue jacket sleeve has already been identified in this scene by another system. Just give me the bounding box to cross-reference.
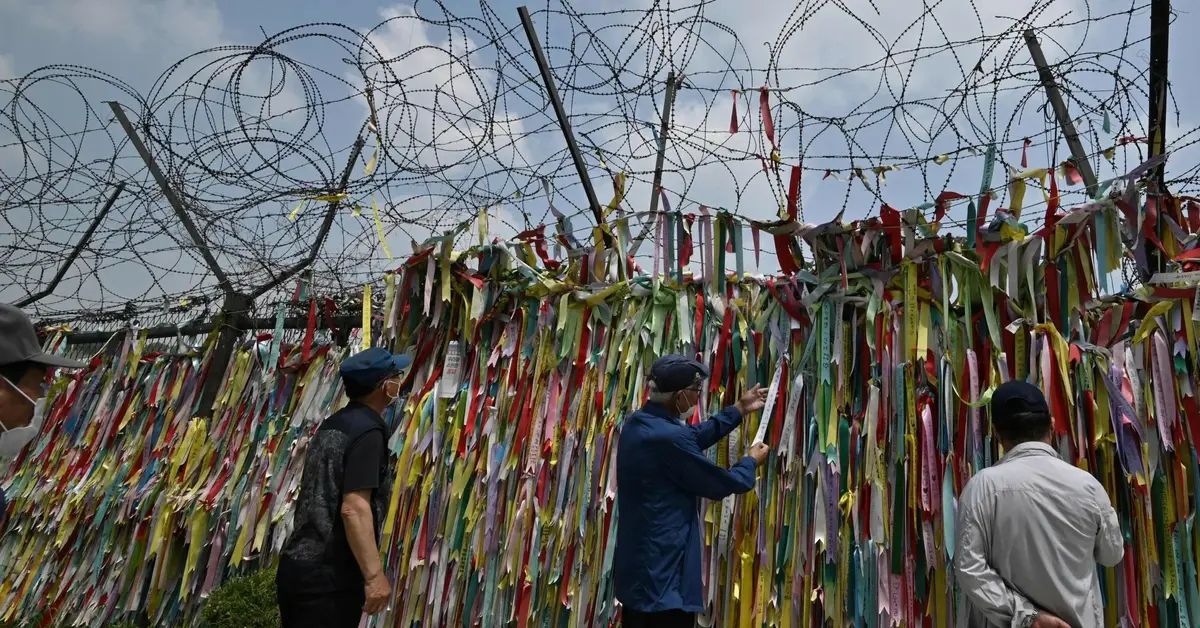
[690,405,744,451]
[662,432,757,501]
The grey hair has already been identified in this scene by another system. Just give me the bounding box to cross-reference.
[646,380,676,405]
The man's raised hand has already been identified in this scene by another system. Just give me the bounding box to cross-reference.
[735,384,768,416]
[749,443,771,466]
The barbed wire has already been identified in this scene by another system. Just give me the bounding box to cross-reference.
[0,0,1194,326]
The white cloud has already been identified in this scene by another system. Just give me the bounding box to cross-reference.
[3,0,1197,304]
[1,0,225,53]
[477,0,1133,275]
[623,4,1092,184]
[0,0,248,310]
[361,5,533,186]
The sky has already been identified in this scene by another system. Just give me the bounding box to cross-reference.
[0,0,1197,322]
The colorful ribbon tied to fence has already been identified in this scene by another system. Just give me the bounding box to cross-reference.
[5,167,1200,627]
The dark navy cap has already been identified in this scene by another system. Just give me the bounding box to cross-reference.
[650,354,709,393]
[990,380,1049,417]
[339,347,412,384]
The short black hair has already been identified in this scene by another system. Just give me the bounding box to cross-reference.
[342,370,398,400]
[992,410,1052,443]
[0,361,32,385]
[344,377,380,400]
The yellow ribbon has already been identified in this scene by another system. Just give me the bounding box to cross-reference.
[288,193,350,222]
[364,135,380,176]
[372,196,393,260]
[1134,301,1174,344]
[362,284,372,349]
[605,173,626,219]
[1008,167,1049,219]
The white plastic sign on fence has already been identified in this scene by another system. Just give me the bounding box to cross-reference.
[440,341,461,398]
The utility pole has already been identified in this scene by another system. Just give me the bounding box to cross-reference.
[517,6,611,246]
[1147,0,1170,186]
[250,137,365,300]
[649,72,679,283]
[1146,0,1171,275]
[108,101,244,418]
[648,71,677,218]
[1023,29,1098,198]
[108,102,235,296]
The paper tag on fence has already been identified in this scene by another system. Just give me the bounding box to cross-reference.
[752,355,786,445]
[1150,271,1200,285]
[440,341,461,399]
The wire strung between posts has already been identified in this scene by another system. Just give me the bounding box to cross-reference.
[0,0,1193,327]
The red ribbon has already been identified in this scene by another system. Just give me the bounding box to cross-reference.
[1184,197,1200,233]
[760,87,775,150]
[1073,247,1091,311]
[771,360,788,446]
[302,300,317,362]
[975,194,992,254]
[711,307,734,393]
[517,225,560,271]
[1045,263,1061,332]
[730,90,739,134]
[880,204,903,263]
[837,238,848,290]
[403,247,434,268]
[786,165,801,220]
[1061,160,1083,186]
[681,214,695,266]
[934,192,966,223]
[1112,302,1135,346]
[766,279,808,325]
[322,298,339,337]
[460,360,483,458]
[751,225,760,266]
[1044,175,1061,257]
[980,241,1002,274]
[774,234,801,276]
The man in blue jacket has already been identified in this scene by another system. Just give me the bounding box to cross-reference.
[615,354,769,628]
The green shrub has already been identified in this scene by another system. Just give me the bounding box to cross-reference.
[0,568,280,628]
[199,567,280,628]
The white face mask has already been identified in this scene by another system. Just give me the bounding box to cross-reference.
[676,390,698,420]
[0,379,44,460]
[383,379,402,404]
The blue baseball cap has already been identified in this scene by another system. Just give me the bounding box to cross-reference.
[650,354,709,393]
[339,347,413,385]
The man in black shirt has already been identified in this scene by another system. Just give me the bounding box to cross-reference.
[276,347,410,627]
